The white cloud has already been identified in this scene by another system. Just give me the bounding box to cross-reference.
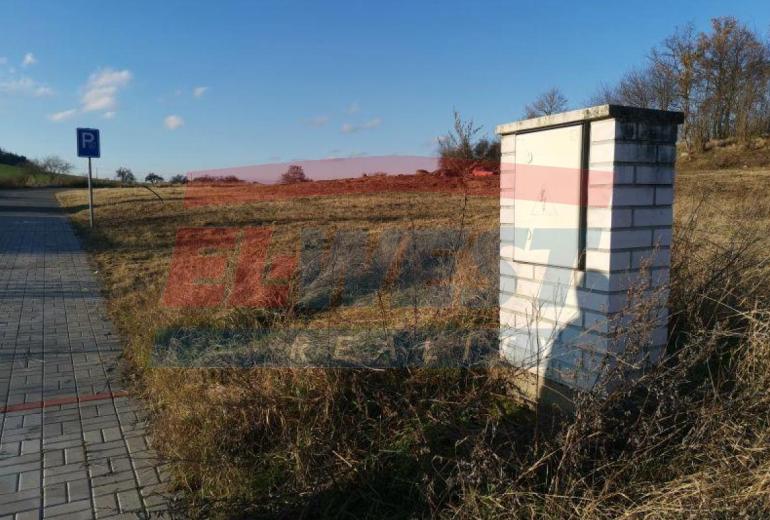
[164,114,184,130]
[193,86,208,98]
[48,109,77,122]
[0,76,54,97]
[81,68,132,112]
[103,111,116,119]
[346,101,360,114]
[35,85,54,96]
[306,115,329,127]
[22,52,36,67]
[341,117,382,134]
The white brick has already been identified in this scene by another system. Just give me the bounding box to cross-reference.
[657,145,676,163]
[573,289,608,311]
[587,164,634,185]
[638,122,676,143]
[633,207,673,227]
[612,165,636,184]
[500,225,515,243]
[500,259,516,277]
[617,121,637,140]
[583,311,611,334]
[651,268,670,288]
[631,248,671,269]
[636,165,673,184]
[500,275,516,294]
[655,186,674,205]
[587,228,651,250]
[612,186,655,206]
[500,309,514,327]
[651,326,668,346]
[584,270,645,292]
[587,207,632,228]
[531,265,579,285]
[519,280,579,308]
[500,308,522,328]
[590,119,616,142]
[585,250,630,272]
[500,206,515,224]
[537,303,582,325]
[500,293,533,316]
[653,228,672,247]
[572,332,609,353]
[500,135,516,154]
[515,278,542,299]
[588,184,613,208]
[590,141,614,163]
[614,143,657,163]
[512,261,535,279]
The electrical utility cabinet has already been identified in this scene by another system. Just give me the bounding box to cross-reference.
[497,104,684,398]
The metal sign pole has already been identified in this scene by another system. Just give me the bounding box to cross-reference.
[87,157,94,228]
[76,127,100,228]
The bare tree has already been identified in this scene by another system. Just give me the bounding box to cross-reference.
[601,18,770,150]
[697,17,770,142]
[438,111,500,176]
[590,65,676,110]
[39,156,73,176]
[524,88,569,118]
[280,165,309,184]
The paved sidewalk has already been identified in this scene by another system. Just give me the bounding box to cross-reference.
[0,189,169,519]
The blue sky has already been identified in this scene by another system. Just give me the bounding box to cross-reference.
[1,0,767,178]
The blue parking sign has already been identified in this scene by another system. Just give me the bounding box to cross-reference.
[76,128,100,158]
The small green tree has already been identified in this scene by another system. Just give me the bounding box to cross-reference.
[115,167,135,184]
[145,173,164,184]
[170,174,188,184]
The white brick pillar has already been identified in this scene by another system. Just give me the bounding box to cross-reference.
[497,105,683,397]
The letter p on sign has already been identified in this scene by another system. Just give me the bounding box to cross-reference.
[77,128,100,158]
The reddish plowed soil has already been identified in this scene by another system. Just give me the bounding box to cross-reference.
[184,173,499,207]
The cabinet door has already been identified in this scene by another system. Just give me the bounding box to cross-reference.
[511,124,583,269]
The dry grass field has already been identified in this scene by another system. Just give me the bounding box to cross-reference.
[56,168,770,518]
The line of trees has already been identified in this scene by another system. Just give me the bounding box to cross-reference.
[592,17,770,151]
[114,167,187,184]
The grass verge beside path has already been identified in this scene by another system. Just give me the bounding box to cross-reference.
[57,171,770,518]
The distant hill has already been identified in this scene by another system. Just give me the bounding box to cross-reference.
[0,148,27,166]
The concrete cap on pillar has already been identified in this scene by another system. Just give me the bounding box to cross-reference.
[496,104,685,136]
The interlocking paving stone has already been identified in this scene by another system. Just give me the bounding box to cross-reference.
[0,190,170,518]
